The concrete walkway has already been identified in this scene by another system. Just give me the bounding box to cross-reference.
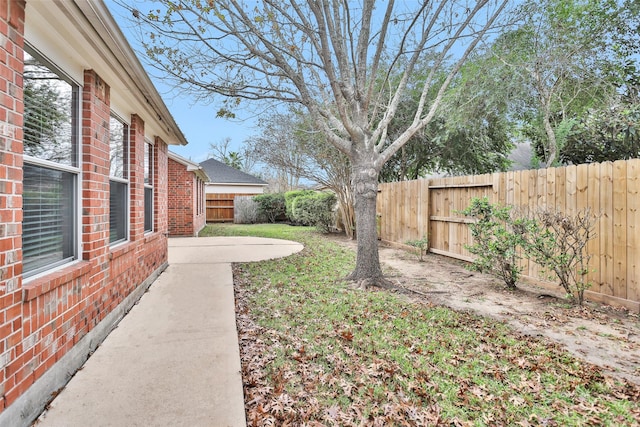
[35,236,303,427]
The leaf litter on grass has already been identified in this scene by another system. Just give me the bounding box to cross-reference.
[230,228,640,426]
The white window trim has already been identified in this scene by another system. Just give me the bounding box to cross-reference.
[22,44,82,278]
[109,114,130,246]
[22,155,81,175]
[144,140,154,233]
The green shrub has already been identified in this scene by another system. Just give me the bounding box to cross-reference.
[253,193,286,223]
[292,192,337,233]
[461,197,527,290]
[406,236,429,261]
[285,190,314,223]
[462,198,598,305]
[519,208,597,306]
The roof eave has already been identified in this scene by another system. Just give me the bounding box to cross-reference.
[71,0,188,146]
[206,182,269,186]
[168,151,210,181]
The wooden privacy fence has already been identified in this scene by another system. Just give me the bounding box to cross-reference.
[377,159,640,311]
[206,193,260,222]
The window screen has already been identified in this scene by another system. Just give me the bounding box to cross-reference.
[109,180,128,244]
[22,164,75,274]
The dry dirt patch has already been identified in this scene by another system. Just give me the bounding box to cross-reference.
[327,234,640,385]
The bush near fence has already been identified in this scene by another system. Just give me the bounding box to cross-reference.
[234,196,262,224]
[376,159,640,312]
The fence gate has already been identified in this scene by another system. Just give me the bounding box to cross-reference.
[427,176,494,261]
[206,193,236,222]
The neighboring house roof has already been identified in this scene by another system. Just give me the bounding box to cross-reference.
[26,0,188,147]
[168,151,210,182]
[200,158,268,186]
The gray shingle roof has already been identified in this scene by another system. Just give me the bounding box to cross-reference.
[199,158,268,185]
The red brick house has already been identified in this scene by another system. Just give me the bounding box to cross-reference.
[168,151,209,237]
[0,1,190,425]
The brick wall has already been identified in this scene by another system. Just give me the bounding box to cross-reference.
[155,137,168,235]
[0,0,25,411]
[129,114,145,242]
[0,2,171,420]
[167,157,206,236]
[195,178,205,232]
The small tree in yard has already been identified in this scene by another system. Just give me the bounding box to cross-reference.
[462,197,527,290]
[406,236,429,262]
[247,110,356,239]
[520,208,597,306]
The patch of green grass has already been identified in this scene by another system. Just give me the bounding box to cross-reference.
[199,222,311,240]
[224,224,640,426]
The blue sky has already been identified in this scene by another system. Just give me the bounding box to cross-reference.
[106,1,254,162]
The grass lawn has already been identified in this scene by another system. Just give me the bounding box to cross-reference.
[202,223,640,426]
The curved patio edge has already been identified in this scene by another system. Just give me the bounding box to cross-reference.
[168,236,304,264]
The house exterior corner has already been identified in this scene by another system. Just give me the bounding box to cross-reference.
[167,152,208,237]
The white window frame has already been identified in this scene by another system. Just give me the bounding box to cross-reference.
[109,114,129,245]
[144,140,154,233]
[22,46,81,279]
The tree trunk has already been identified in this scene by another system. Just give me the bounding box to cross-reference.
[349,163,384,282]
[336,191,355,240]
[542,108,558,167]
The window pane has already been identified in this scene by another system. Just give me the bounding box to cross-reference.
[144,143,152,185]
[23,53,76,166]
[110,117,127,179]
[110,180,127,243]
[144,142,153,231]
[109,115,128,244]
[144,187,153,232]
[23,164,75,275]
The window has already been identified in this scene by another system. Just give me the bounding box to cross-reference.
[144,141,153,232]
[200,180,206,215]
[22,50,79,277]
[109,115,128,244]
[199,179,204,215]
[196,178,201,215]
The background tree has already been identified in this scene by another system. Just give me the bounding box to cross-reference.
[560,103,640,164]
[491,0,631,167]
[127,0,513,285]
[248,108,356,238]
[209,136,258,172]
[607,0,640,103]
[245,113,305,191]
[379,54,513,181]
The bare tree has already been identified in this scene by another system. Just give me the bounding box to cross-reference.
[248,109,356,238]
[209,137,259,172]
[125,0,512,286]
[246,113,305,190]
